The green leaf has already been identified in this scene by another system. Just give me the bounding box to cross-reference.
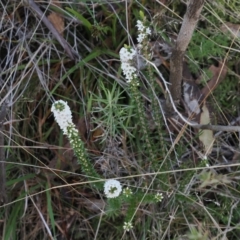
[139,10,145,20]
[4,199,24,239]
[46,183,56,237]
[66,7,92,30]
[6,173,36,186]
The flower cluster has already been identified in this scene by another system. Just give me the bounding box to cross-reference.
[104,179,122,198]
[123,187,133,198]
[136,20,151,44]
[202,155,210,167]
[154,193,164,203]
[51,100,73,134]
[119,20,151,84]
[123,221,133,232]
[119,47,137,83]
[119,47,136,62]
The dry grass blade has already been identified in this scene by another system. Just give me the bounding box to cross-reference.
[0,103,8,204]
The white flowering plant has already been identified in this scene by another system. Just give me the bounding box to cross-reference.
[119,17,158,165]
[119,18,151,84]
[117,13,168,233]
[51,100,101,186]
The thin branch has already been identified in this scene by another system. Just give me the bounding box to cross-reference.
[171,117,240,132]
[166,0,205,113]
[192,124,240,132]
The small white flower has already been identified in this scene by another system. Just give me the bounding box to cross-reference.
[136,20,144,32]
[104,179,122,198]
[51,100,73,134]
[123,221,133,231]
[123,187,132,197]
[137,33,146,44]
[119,48,136,62]
[202,155,210,167]
[154,193,164,202]
[136,20,151,44]
[121,62,137,82]
[146,27,151,35]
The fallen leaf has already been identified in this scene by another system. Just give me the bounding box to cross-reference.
[199,103,215,155]
[48,0,64,35]
[198,170,231,189]
[220,22,240,38]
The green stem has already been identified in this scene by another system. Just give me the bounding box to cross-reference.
[66,124,103,189]
[129,79,156,162]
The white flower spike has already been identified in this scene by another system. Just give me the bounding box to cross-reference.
[51,100,73,134]
[104,179,122,198]
[136,20,151,44]
[119,48,138,83]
